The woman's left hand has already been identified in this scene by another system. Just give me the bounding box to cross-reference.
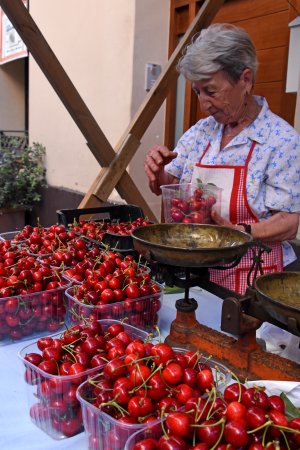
[211,209,243,231]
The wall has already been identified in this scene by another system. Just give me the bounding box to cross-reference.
[0,58,25,131]
[29,0,170,220]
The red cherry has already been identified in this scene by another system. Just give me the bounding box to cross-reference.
[226,401,247,422]
[166,411,191,439]
[224,419,249,447]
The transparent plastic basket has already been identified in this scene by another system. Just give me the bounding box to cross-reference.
[18,319,151,440]
[0,280,71,345]
[65,282,162,333]
[161,183,222,224]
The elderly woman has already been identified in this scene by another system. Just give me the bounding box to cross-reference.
[144,23,300,295]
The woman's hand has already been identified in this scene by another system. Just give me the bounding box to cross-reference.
[211,209,243,230]
[144,145,178,195]
[211,209,299,242]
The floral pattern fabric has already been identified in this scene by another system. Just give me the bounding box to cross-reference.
[165,96,300,265]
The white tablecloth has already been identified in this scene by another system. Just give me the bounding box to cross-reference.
[0,288,224,450]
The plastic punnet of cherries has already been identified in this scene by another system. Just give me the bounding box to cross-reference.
[21,320,149,438]
[0,240,68,340]
[64,250,162,331]
[168,187,217,224]
[77,340,229,450]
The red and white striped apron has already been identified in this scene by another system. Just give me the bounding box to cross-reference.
[191,141,283,295]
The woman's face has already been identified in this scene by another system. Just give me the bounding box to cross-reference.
[192,70,252,125]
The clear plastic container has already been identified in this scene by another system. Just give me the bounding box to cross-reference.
[77,372,161,450]
[18,319,150,440]
[161,183,222,224]
[77,348,230,450]
[125,423,163,450]
[65,283,162,333]
[0,230,26,244]
[0,280,71,345]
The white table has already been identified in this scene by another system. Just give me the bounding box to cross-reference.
[0,288,224,450]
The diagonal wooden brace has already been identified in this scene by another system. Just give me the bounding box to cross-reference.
[84,133,141,204]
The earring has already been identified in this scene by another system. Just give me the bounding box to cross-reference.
[244,91,248,106]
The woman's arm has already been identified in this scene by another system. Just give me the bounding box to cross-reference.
[250,211,299,241]
[211,210,299,241]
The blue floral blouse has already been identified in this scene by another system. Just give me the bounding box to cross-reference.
[165,96,300,265]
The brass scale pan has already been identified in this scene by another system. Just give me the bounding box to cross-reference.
[131,224,300,331]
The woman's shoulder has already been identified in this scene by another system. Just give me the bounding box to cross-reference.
[258,96,299,138]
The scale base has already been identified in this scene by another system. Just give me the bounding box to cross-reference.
[165,298,300,381]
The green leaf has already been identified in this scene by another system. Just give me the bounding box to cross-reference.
[280,392,300,419]
[163,286,185,294]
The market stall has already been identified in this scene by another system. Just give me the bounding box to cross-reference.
[0,208,299,450]
[0,1,299,448]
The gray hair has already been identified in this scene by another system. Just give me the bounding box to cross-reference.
[177,23,258,83]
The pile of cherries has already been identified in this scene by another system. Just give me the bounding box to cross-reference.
[130,381,300,450]
[38,236,91,268]
[12,224,81,256]
[0,240,68,340]
[168,187,217,224]
[22,321,150,438]
[71,217,152,240]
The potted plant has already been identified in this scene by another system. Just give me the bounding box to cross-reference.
[0,135,46,232]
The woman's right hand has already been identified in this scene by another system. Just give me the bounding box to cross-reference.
[144,145,177,195]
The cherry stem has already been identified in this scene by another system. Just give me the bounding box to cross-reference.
[130,363,163,394]
[205,387,217,420]
[228,370,243,402]
[100,399,128,417]
[160,412,168,439]
[261,421,270,447]
[69,306,89,325]
[192,417,225,429]
[280,428,291,450]
[60,345,77,363]
[153,325,162,343]
[210,419,225,450]
[247,419,272,435]
[194,395,212,423]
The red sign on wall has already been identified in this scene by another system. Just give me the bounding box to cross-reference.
[0,0,28,64]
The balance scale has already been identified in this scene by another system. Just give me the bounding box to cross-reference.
[131,223,300,381]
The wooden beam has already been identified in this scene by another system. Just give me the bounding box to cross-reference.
[83,0,224,207]
[0,0,156,219]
